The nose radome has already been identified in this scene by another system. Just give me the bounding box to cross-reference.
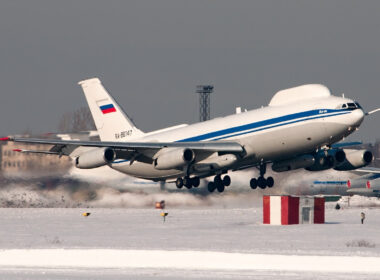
[352,109,365,127]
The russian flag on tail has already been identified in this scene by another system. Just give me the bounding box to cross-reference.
[100,104,116,114]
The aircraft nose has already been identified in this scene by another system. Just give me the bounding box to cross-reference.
[351,108,365,127]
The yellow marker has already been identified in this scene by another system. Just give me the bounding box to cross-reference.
[160,212,168,222]
[82,212,91,217]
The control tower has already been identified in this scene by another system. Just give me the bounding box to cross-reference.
[196,85,214,122]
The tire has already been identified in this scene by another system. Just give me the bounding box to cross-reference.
[175,178,183,188]
[222,175,231,187]
[183,177,192,189]
[208,182,216,192]
[216,182,225,193]
[258,176,266,189]
[250,178,257,189]
[267,176,274,188]
[214,175,222,185]
[192,177,200,188]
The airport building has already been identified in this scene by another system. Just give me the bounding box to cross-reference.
[0,136,72,177]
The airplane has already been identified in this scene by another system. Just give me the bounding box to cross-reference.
[1,78,379,193]
[281,167,380,197]
[313,168,380,197]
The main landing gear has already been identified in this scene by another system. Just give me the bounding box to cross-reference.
[175,176,200,189]
[250,163,274,189]
[207,175,231,193]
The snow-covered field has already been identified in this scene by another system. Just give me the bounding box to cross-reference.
[0,195,379,279]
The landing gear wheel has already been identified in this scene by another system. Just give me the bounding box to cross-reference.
[258,176,267,189]
[192,177,200,188]
[183,177,192,189]
[267,176,274,188]
[175,178,183,189]
[222,175,231,187]
[250,178,257,189]
[216,182,225,193]
[208,182,216,192]
[214,175,222,185]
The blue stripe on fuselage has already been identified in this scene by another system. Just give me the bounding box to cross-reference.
[111,108,352,165]
[313,181,348,185]
[178,109,350,142]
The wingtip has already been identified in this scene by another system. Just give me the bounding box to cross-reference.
[0,137,10,141]
[12,149,22,152]
[78,77,101,86]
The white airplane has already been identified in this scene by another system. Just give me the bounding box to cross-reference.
[2,78,379,193]
[284,167,380,197]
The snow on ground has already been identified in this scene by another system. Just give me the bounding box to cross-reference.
[0,249,380,273]
[0,173,380,279]
[0,203,379,279]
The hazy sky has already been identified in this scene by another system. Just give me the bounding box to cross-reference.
[1,1,380,142]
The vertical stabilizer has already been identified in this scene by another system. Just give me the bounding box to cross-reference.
[78,78,144,141]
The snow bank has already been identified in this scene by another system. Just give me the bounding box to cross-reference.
[0,249,379,274]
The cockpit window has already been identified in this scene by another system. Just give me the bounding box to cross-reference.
[354,102,362,109]
[347,103,356,109]
[339,102,360,110]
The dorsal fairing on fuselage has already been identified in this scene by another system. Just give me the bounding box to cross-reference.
[269,84,331,106]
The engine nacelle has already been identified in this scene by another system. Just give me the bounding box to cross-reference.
[193,154,238,172]
[334,149,373,171]
[75,147,116,169]
[153,148,195,170]
[272,154,315,172]
[306,149,346,171]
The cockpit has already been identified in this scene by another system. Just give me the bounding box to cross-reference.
[338,102,362,110]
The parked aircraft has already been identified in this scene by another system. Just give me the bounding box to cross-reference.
[284,167,380,197]
[1,78,379,192]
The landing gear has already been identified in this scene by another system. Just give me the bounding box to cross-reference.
[250,163,275,189]
[175,177,183,188]
[258,176,266,189]
[250,178,257,189]
[208,182,216,192]
[266,176,274,188]
[222,175,231,187]
[183,177,192,189]
[176,176,200,189]
[207,175,231,193]
[192,177,200,188]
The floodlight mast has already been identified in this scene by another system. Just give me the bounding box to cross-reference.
[196,85,214,122]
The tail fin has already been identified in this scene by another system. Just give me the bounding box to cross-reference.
[78,78,144,141]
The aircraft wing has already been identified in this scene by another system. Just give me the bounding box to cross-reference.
[352,167,380,174]
[0,136,244,159]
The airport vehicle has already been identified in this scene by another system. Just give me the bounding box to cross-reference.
[1,78,378,192]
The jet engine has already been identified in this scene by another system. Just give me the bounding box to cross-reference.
[334,149,373,171]
[153,148,195,170]
[272,154,315,172]
[75,147,116,169]
[193,154,238,172]
[305,149,346,171]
